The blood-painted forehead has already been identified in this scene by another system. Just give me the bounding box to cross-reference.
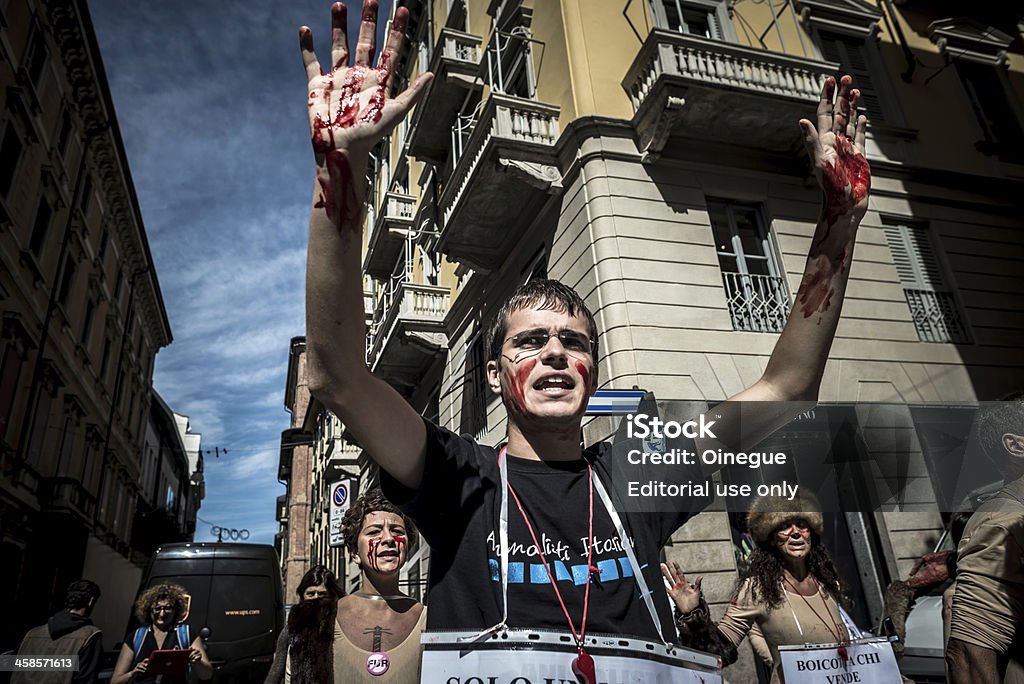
[360,510,405,533]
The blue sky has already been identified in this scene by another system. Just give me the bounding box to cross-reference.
[88,1,392,544]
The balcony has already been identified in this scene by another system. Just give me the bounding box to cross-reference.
[721,272,790,333]
[38,477,96,522]
[367,282,449,394]
[903,288,971,344]
[364,192,416,280]
[622,30,836,160]
[407,28,484,165]
[437,93,561,272]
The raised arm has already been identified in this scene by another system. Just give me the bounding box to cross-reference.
[697,75,870,457]
[302,1,433,488]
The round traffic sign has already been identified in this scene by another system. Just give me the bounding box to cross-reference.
[332,483,349,507]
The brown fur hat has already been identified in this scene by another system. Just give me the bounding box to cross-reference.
[746,491,824,546]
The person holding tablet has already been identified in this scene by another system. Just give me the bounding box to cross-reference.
[112,582,212,684]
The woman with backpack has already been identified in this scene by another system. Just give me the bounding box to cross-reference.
[111,582,212,683]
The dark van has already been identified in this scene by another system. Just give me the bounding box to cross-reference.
[130,543,284,683]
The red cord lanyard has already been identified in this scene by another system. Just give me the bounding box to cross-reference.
[505,455,595,652]
[500,449,598,683]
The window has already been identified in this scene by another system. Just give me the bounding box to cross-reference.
[708,198,789,333]
[99,335,112,383]
[97,228,109,261]
[56,414,76,476]
[446,0,467,31]
[461,332,488,437]
[882,217,969,344]
[28,196,53,256]
[954,60,1024,153]
[0,345,25,441]
[81,298,96,346]
[817,31,886,124]
[25,392,52,468]
[56,107,73,157]
[24,26,49,87]
[651,0,729,40]
[0,123,24,198]
[79,175,93,218]
[486,27,534,98]
[928,19,1020,156]
[57,256,77,308]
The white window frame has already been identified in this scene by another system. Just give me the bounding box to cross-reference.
[649,0,737,42]
[707,198,790,333]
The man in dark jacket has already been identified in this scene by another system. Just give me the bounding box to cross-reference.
[11,579,103,684]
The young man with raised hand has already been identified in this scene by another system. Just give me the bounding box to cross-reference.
[299,0,869,660]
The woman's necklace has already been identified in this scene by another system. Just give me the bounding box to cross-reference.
[783,575,849,665]
[352,591,412,601]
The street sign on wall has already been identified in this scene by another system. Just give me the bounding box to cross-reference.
[328,479,352,548]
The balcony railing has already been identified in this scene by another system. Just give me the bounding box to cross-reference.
[623,30,836,158]
[903,288,970,344]
[38,477,96,521]
[367,281,450,372]
[437,94,560,271]
[365,192,416,279]
[721,272,790,333]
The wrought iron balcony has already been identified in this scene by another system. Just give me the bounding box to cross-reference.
[364,191,416,280]
[38,477,96,522]
[366,281,450,395]
[407,28,484,165]
[721,271,790,333]
[903,288,970,344]
[438,93,561,272]
[622,30,836,160]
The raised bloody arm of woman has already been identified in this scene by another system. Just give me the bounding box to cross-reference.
[302,2,433,489]
[697,75,871,459]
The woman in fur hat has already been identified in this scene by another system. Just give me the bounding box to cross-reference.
[284,489,426,682]
[662,493,851,683]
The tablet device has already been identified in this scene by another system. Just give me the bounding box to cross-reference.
[147,648,191,676]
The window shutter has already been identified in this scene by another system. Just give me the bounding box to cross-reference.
[882,221,944,290]
[707,7,724,41]
[819,32,886,123]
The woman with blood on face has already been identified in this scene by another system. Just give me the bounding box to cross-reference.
[284,489,426,682]
[662,494,851,684]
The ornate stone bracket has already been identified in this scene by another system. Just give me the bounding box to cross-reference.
[636,95,686,164]
[497,158,563,193]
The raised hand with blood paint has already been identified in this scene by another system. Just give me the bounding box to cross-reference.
[795,74,870,321]
[299,1,432,233]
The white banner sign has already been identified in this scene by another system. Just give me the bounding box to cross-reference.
[419,631,721,684]
[778,637,900,684]
[328,480,351,548]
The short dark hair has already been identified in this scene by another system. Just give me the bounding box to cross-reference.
[64,580,101,611]
[975,391,1024,470]
[341,489,417,556]
[296,565,343,600]
[485,279,599,364]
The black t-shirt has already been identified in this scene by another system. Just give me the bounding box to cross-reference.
[381,418,709,641]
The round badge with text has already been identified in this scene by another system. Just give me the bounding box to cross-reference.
[366,651,390,676]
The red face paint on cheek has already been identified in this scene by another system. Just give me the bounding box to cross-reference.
[505,358,536,415]
[574,360,591,394]
[366,537,381,571]
[393,534,406,560]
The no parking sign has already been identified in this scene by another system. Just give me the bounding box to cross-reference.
[329,480,352,547]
